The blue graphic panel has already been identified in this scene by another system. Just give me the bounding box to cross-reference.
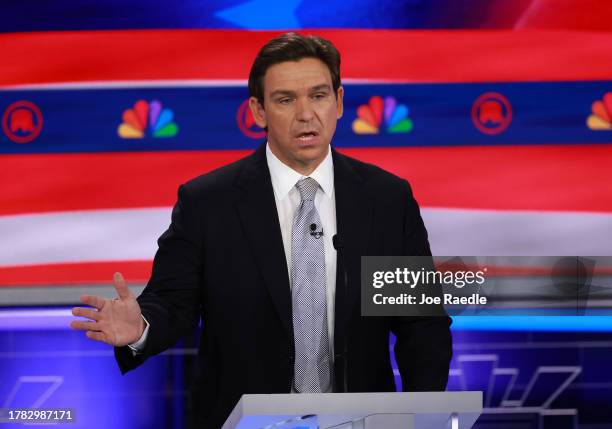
[2,309,611,428]
[1,0,526,33]
[1,82,611,154]
[0,313,188,429]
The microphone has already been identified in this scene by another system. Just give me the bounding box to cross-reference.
[309,223,324,239]
[333,234,349,393]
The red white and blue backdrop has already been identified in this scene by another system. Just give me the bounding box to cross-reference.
[1,1,611,428]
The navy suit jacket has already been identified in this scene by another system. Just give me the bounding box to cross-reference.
[115,144,452,428]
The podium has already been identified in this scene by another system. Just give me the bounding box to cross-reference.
[222,392,482,429]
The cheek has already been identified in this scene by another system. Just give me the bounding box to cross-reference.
[266,112,291,133]
[320,106,339,129]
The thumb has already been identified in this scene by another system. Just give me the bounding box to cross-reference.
[113,272,132,300]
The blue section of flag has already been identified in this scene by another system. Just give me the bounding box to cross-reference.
[0,0,502,33]
[215,0,302,29]
[1,81,610,154]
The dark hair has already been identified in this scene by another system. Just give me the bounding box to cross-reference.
[248,32,341,104]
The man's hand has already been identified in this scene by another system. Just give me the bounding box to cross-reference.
[70,272,144,346]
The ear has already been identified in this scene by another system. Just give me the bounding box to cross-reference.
[336,86,344,119]
[248,96,267,128]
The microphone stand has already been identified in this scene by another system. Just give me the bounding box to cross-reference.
[333,234,349,393]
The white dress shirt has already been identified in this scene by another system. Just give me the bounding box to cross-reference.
[266,143,337,356]
[130,143,338,359]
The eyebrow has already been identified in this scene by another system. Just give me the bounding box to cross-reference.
[309,84,332,93]
[269,83,332,98]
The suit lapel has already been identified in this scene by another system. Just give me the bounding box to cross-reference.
[233,146,373,346]
[332,149,373,353]
[235,145,293,339]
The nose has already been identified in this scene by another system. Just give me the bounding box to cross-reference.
[295,97,315,122]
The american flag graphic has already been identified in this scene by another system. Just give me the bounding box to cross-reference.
[1,2,612,296]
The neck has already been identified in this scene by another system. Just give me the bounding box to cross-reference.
[292,162,319,176]
[268,143,327,176]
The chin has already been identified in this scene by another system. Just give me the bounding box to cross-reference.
[296,143,328,158]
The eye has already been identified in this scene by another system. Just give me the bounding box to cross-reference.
[312,92,327,100]
[278,98,292,105]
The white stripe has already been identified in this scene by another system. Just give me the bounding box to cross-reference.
[1,207,611,267]
[0,80,249,90]
[0,208,171,267]
[0,78,381,91]
[423,208,612,256]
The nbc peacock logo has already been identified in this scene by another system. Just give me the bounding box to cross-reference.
[117,100,179,139]
[587,92,612,130]
[352,96,413,135]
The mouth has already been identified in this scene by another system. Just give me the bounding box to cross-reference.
[295,131,320,143]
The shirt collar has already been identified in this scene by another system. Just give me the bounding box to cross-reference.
[266,143,334,200]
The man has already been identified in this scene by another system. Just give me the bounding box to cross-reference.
[71,32,452,428]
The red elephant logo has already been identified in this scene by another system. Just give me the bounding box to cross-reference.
[478,101,504,125]
[9,108,36,133]
[2,101,43,144]
[471,92,512,135]
[236,99,266,139]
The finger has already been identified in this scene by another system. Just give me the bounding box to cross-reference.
[70,320,101,331]
[86,330,109,344]
[72,307,100,321]
[80,294,106,310]
[113,272,132,300]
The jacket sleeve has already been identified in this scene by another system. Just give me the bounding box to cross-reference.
[115,184,203,374]
[390,180,453,391]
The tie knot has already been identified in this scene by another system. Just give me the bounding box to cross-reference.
[296,177,319,202]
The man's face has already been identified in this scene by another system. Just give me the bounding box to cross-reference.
[249,57,344,174]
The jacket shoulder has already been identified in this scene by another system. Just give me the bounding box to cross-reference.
[180,150,256,197]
